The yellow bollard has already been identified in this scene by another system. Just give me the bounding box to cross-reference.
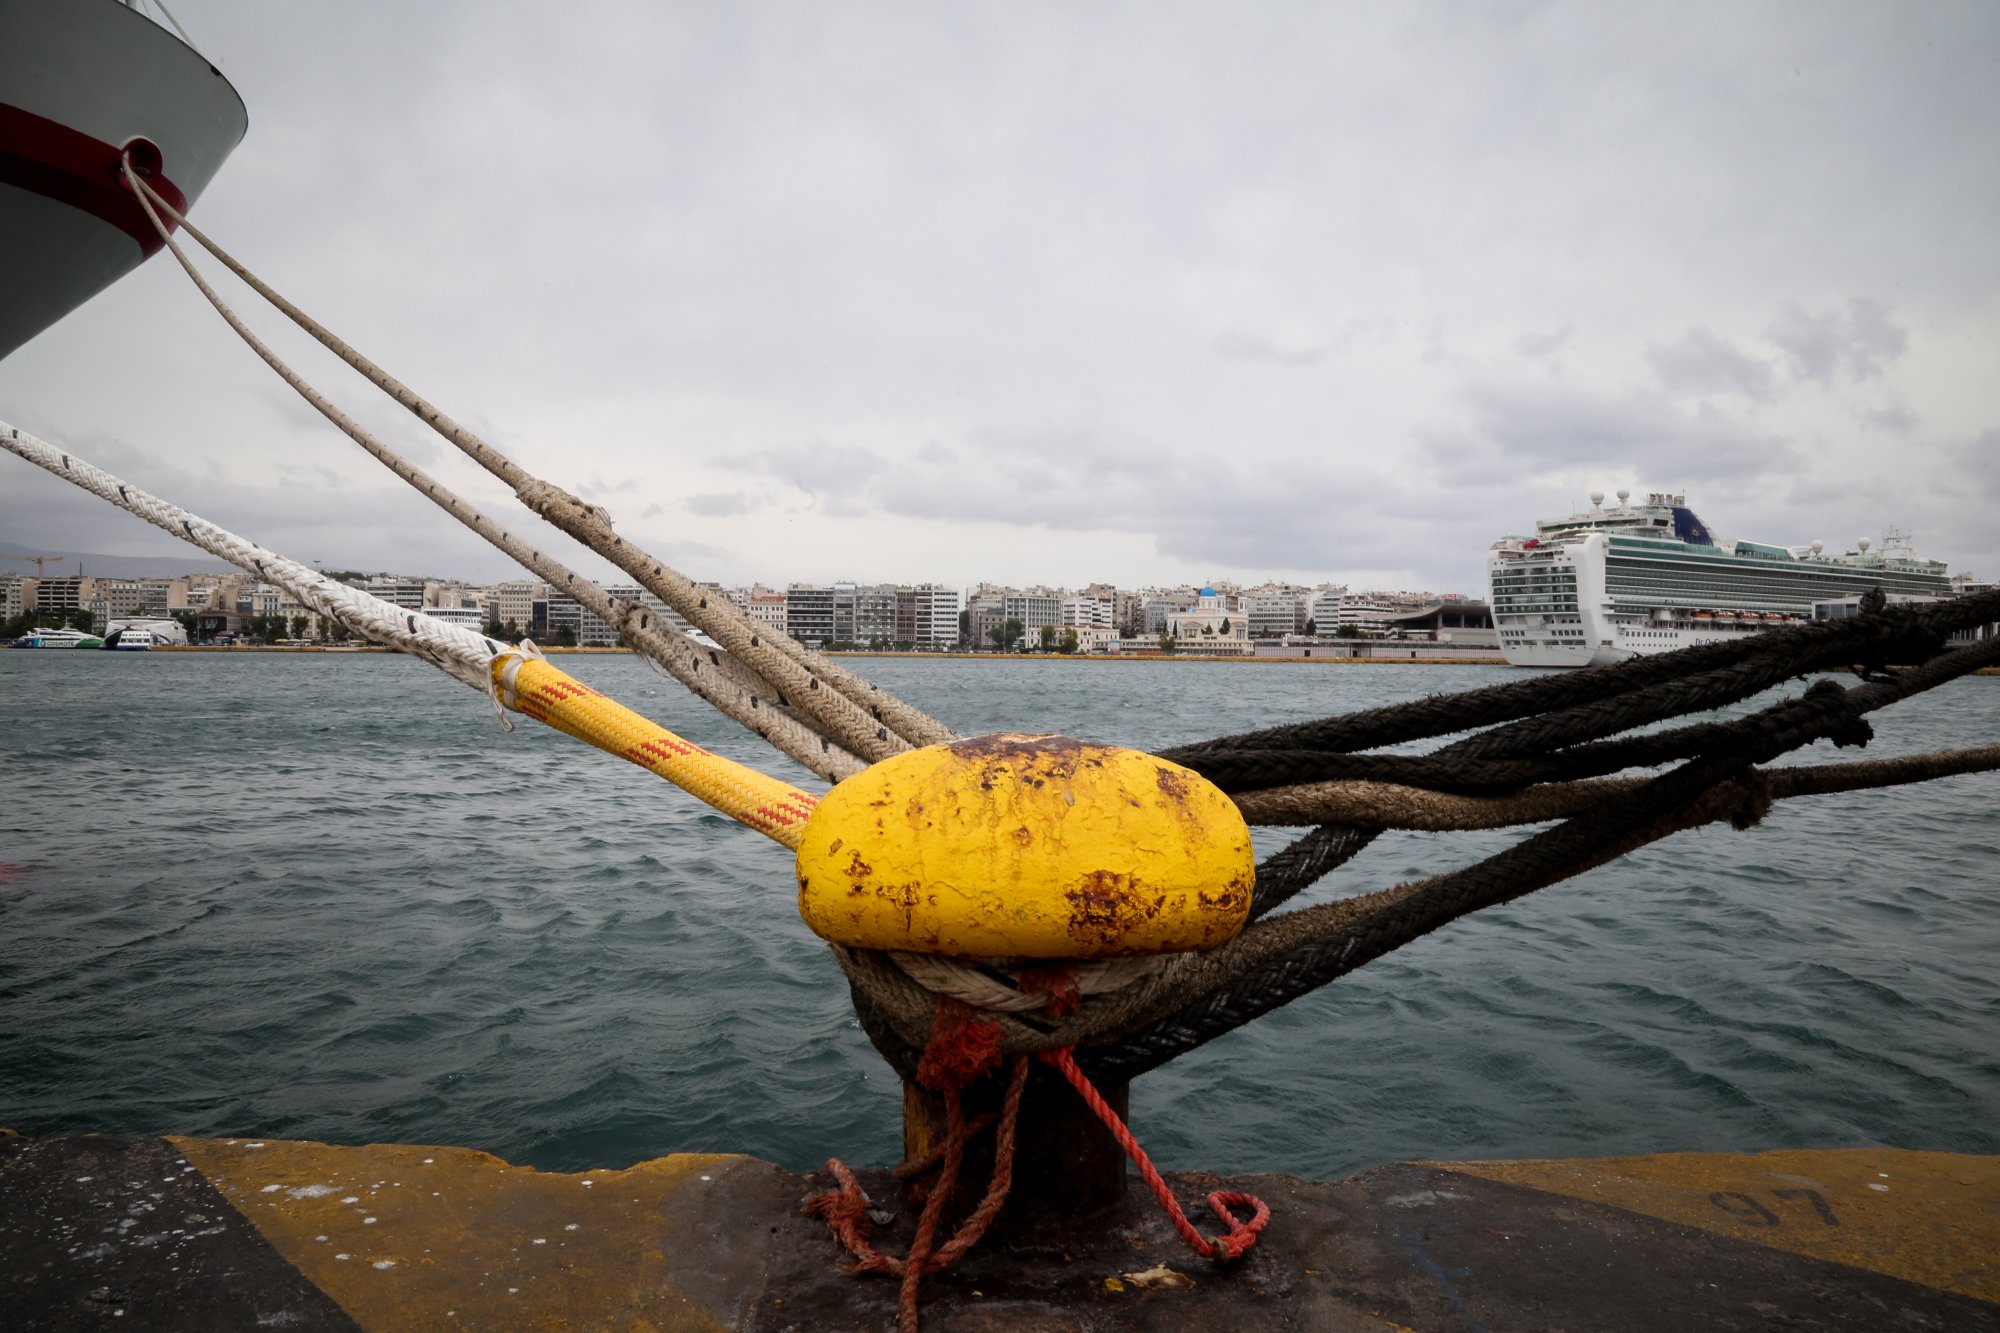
[795,734,1254,959]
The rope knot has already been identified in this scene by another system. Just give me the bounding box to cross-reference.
[916,998,1004,1092]
[1013,963,1083,1017]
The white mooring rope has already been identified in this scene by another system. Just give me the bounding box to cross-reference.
[1,421,504,692]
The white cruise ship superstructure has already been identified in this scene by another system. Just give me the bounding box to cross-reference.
[1488,490,1955,667]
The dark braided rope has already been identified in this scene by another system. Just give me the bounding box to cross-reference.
[1160,587,2000,768]
[1248,824,1379,922]
[1184,682,1882,797]
[1085,631,2000,1081]
[1432,607,1943,762]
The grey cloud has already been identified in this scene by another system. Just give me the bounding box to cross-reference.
[1962,429,2000,498]
[1214,332,1325,368]
[744,427,1439,574]
[1766,298,1909,385]
[1856,397,1921,435]
[752,444,886,502]
[1418,381,1797,485]
[1514,326,1573,362]
[684,491,758,517]
[1645,327,1774,401]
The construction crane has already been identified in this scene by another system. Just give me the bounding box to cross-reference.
[1,555,67,576]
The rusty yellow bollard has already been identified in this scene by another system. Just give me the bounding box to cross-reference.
[798,733,1256,1223]
[795,733,1255,958]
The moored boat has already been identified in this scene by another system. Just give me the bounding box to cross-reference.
[12,627,104,648]
[0,0,247,360]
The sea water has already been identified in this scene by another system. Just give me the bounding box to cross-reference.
[2,650,1996,1177]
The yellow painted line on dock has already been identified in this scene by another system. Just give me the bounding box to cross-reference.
[1443,1147,2000,1302]
[171,1136,744,1330]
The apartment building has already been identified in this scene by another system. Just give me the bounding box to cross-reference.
[895,584,962,648]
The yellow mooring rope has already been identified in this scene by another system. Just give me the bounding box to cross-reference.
[1,420,820,852]
[494,649,820,849]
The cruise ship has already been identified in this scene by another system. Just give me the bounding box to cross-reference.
[1488,490,1955,667]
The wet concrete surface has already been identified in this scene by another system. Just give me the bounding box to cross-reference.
[3,1135,1996,1330]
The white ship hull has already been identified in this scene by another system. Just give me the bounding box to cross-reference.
[0,0,247,360]
[1490,500,1955,668]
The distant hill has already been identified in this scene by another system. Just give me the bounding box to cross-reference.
[0,538,236,579]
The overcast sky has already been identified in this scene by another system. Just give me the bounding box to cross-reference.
[3,0,1996,596]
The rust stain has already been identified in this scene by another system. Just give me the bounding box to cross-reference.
[845,849,873,881]
[1155,765,1193,805]
[1063,870,1161,949]
[1013,826,1034,847]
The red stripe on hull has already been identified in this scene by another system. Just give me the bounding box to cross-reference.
[0,101,187,256]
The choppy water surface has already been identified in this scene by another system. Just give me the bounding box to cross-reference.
[2,651,1996,1177]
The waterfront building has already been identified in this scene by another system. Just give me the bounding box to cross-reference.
[853,584,899,646]
[1142,590,1197,633]
[1003,593,1063,633]
[746,590,787,634]
[0,575,22,621]
[485,581,543,635]
[786,584,837,647]
[361,576,428,611]
[964,590,1010,649]
[28,576,90,616]
[1061,593,1116,632]
[1166,587,1251,651]
[896,584,962,649]
[1244,588,1302,639]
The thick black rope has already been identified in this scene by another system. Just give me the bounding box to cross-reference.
[1085,630,2000,1081]
[1161,588,2000,780]
[1249,824,1380,921]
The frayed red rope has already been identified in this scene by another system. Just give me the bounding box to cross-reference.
[1039,1045,1270,1262]
[805,996,1031,1332]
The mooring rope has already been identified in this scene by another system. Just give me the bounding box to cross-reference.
[0,423,824,849]
[120,163,872,782]
[124,169,955,759]
[838,659,2000,1077]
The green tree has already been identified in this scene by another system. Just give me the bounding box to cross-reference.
[1059,628,1079,655]
[66,608,97,633]
[1304,617,1317,636]
[551,625,578,647]
[1038,624,1057,652]
[1158,631,1176,653]
[1219,617,1231,636]
[290,614,310,641]
[1335,624,1362,640]
[958,608,971,645]
[503,618,521,641]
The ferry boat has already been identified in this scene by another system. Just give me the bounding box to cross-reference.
[11,627,105,648]
[0,0,247,360]
[1488,489,1956,667]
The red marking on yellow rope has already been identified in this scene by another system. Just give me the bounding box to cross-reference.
[495,653,820,850]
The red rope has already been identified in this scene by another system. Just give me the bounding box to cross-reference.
[805,997,1032,1332]
[1038,1045,1270,1262]
[807,979,1271,1330]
